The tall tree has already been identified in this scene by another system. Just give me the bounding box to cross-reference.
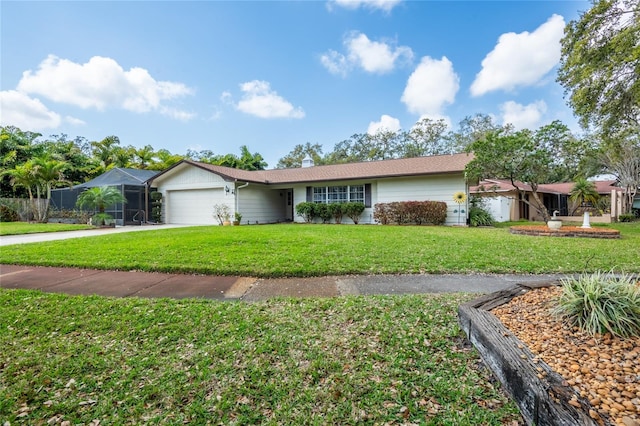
[276,142,324,168]
[533,120,595,182]
[403,117,451,157]
[150,149,184,171]
[91,135,121,170]
[447,114,503,153]
[32,155,69,221]
[367,129,401,160]
[465,127,557,222]
[0,126,42,197]
[601,128,640,213]
[557,0,640,135]
[2,162,38,207]
[238,145,267,170]
[134,145,156,169]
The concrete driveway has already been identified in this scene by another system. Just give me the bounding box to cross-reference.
[0,224,192,246]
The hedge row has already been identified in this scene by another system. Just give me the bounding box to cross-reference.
[373,201,447,225]
[295,202,366,224]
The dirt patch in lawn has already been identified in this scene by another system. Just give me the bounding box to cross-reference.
[492,286,639,426]
[510,225,621,239]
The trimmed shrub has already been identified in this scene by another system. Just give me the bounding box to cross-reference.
[373,201,447,225]
[343,202,365,224]
[150,191,163,223]
[328,203,343,224]
[552,271,640,338]
[373,203,390,225]
[295,202,317,223]
[315,203,332,224]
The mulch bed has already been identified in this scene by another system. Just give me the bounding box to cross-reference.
[510,225,620,239]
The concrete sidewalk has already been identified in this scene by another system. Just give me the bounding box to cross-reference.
[0,264,566,301]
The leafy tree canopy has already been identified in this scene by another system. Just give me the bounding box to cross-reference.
[557,0,640,135]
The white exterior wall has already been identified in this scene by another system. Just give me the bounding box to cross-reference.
[483,196,513,223]
[376,175,467,226]
[153,165,233,225]
[236,185,285,224]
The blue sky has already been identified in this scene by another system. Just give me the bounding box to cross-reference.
[1,0,590,168]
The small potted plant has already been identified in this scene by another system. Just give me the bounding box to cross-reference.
[213,203,232,226]
[233,212,242,226]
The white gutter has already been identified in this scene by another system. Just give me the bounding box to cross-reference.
[235,182,249,213]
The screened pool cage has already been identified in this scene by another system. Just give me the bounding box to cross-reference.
[49,168,159,226]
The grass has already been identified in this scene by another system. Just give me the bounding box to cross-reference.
[0,290,522,425]
[0,222,93,236]
[1,222,639,276]
[4,223,635,424]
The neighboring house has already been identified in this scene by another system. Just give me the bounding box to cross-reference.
[50,167,158,226]
[147,153,473,226]
[471,179,623,222]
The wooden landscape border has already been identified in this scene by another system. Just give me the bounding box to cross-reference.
[458,283,610,426]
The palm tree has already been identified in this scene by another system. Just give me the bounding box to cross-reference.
[2,162,38,220]
[76,186,126,225]
[32,156,68,221]
[569,178,599,215]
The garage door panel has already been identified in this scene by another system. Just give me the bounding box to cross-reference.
[168,189,225,224]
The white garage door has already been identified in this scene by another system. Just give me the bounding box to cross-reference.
[167,189,226,225]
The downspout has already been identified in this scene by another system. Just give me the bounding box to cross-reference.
[235,181,249,213]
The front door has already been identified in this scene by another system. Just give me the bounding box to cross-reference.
[285,189,293,221]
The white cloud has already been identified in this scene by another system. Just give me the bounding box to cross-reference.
[320,51,351,77]
[64,116,86,126]
[401,56,459,117]
[235,80,305,119]
[321,31,413,76]
[470,14,565,96]
[328,0,402,13]
[159,106,196,122]
[347,33,413,73]
[16,55,194,119]
[0,90,61,130]
[367,114,401,135]
[500,100,547,130]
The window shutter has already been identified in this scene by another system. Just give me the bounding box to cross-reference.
[306,186,312,202]
[364,183,372,208]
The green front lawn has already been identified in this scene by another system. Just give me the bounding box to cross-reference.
[0,222,93,236]
[1,223,638,276]
[0,290,522,425]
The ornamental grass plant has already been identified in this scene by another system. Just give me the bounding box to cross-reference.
[552,271,640,338]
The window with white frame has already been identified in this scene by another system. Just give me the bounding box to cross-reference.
[349,185,365,203]
[313,187,326,203]
[312,184,365,204]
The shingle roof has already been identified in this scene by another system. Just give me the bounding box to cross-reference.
[150,153,473,185]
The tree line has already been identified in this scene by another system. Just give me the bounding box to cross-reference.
[2,1,639,219]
